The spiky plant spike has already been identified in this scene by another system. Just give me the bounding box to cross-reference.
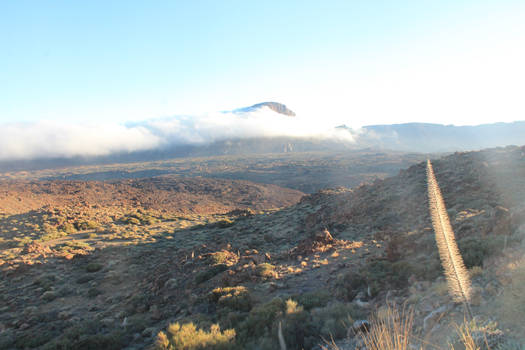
[278,321,287,350]
[426,160,473,319]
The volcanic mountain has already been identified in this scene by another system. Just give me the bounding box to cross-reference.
[233,101,296,116]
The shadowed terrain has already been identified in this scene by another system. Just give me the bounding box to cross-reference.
[0,150,430,193]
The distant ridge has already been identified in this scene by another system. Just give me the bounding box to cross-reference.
[352,121,525,152]
[234,102,296,116]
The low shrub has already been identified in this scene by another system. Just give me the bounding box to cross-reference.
[40,320,129,350]
[411,256,442,281]
[75,220,99,230]
[214,219,235,228]
[208,250,237,266]
[360,259,414,295]
[458,236,506,268]
[311,302,365,340]
[237,297,285,341]
[87,287,102,298]
[255,263,277,279]
[335,271,367,301]
[120,212,160,226]
[155,322,236,350]
[281,300,315,350]
[85,263,103,273]
[33,274,57,290]
[59,222,77,234]
[295,290,332,310]
[195,264,228,284]
[209,286,252,312]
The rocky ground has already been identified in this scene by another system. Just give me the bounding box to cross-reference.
[1,146,525,349]
[0,150,429,193]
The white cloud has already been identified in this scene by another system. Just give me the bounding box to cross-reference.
[0,121,163,161]
[0,107,355,161]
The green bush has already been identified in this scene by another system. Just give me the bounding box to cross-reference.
[195,264,228,284]
[360,259,414,294]
[40,320,129,350]
[458,236,506,268]
[237,297,285,341]
[209,286,252,312]
[15,332,55,349]
[87,288,102,298]
[311,302,364,339]
[76,275,94,284]
[411,256,442,281]
[281,300,315,350]
[236,299,360,350]
[59,222,77,234]
[85,263,103,273]
[33,274,57,290]
[124,217,141,225]
[335,271,367,301]
[214,219,235,228]
[121,212,161,226]
[295,290,332,310]
[75,220,99,230]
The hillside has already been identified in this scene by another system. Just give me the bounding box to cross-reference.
[356,121,525,152]
[0,176,303,216]
[1,146,525,349]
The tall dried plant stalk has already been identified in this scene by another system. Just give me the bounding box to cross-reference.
[426,160,473,319]
[278,321,287,350]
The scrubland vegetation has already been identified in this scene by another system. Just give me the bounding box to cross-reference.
[0,150,428,193]
[1,146,525,349]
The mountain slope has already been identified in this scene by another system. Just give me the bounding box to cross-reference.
[1,147,525,349]
[356,121,525,152]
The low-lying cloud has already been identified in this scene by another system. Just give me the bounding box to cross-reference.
[0,107,355,161]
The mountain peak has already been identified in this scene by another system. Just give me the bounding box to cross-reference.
[235,102,296,116]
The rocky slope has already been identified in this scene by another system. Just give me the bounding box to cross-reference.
[0,176,303,216]
[1,146,525,349]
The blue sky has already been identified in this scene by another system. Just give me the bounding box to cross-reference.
[1,0,524,127]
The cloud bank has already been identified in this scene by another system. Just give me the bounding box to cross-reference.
[0,107,355,161]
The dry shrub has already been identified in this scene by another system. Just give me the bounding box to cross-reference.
[155,322,236,350]
[454,323,479,350]
[450,319,504,350]
[359,305,418,350]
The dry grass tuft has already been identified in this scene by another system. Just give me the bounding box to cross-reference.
[359,305,419,350]
[155,322,236,350]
